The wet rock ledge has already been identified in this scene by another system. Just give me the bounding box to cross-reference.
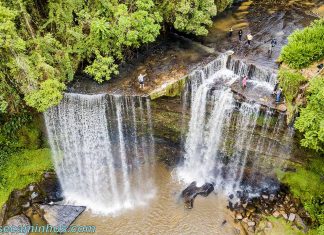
[0,172,85,231]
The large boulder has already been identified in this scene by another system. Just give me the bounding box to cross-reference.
[4,214,30,235]
[181,181,214,209]
[38,204,85,228]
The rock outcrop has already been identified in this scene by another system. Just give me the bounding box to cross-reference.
[1,172,62,224]
[181,182,214,209]
[38,204,85,228]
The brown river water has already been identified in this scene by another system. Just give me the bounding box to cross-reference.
[65,0,323,234]
[73,163,241,235]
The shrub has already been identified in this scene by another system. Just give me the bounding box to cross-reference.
[295,76,324,152]
[280,19,324,69]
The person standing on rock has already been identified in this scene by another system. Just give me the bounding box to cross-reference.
[276,88,282,103]
[268,38,277,57]
[242,76,248,89]
[228,27,233,38]
[138,73,147,89]
[238,29,243,41]
[247,34,253,46]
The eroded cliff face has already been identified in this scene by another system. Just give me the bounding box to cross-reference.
[150,93,309,173]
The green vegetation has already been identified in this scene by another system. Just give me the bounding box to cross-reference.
[150,76,188,100]
[0,148,53,206]
[0,0,232,114]
[278,68,307,120]
[279,19,324,69]
[295,76,324,152]
[262,217,304,235]
[277,158,324,234]
[278,69,306,105]
[277,18,324,234]
[0,113,52,207]
[278,18,324,152]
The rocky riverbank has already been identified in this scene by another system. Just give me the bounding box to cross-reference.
[227,183,311,234]
[0,172,85,233]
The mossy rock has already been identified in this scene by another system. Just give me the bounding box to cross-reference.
[150,76,188,100]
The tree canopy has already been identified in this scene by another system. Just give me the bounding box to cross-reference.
[0,0,232,113]
[278,18,324,153]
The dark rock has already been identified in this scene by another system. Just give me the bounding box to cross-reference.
[181,181,214,209]
[222,220,227,226]
[2,172,63,224]
[38,204,85,228]
[37,172,63,202]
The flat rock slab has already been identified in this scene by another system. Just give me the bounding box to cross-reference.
[5,214,30,235]
[40,205,85,228]
[230,80,287,112]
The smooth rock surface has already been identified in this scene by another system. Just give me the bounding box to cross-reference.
[39,204,85,228]
[5,215,30,235]
[288,213,296,222]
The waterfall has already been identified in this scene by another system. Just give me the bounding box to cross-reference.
[44,93,155,215]
[177,53,292,196]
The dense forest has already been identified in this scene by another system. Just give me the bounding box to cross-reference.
[0,0,232,115]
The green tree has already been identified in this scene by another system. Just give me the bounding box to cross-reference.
[279,19,324,69]
[0,0,233,113]
[174,0,217,36]
[295,76,324,152]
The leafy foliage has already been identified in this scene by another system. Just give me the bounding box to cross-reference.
[295,76,324,152]
[24,79,66,112]
[0,0,232,113]
[277,158,324,233]
[280,19,324,69]
[174,0,217,35]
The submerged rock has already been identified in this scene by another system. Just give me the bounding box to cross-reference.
[181,182,214,209]
[39,204,85,228]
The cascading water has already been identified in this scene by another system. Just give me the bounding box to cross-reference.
[45,93,155,215]
[177,53,293,196]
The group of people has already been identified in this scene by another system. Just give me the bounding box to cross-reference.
[228,27,278,55]
[228,28,253,46]
[137,28,281,91]
[229,26,282,103]
[241,78,283,103]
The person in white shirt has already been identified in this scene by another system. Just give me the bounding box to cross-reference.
[138,73,147,89]
[247,34,253,46]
